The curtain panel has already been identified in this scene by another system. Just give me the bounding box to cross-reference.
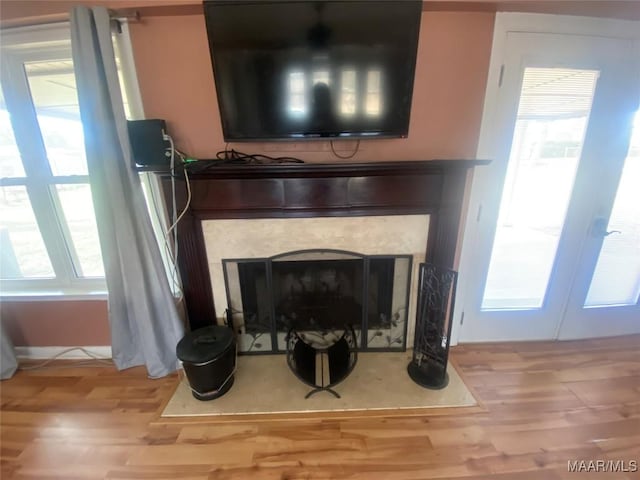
[71,6,184,378]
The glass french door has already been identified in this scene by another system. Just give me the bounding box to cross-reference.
[559,109,639,339]
[458,20,640,342]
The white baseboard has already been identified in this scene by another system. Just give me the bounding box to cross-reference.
[15,346,112,360]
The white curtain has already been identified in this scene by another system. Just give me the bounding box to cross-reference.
[70,6,184,378]
[1,322,17,380]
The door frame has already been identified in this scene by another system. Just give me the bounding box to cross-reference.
[452,12,640,345]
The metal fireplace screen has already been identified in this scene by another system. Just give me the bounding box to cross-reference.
[223,249,412,354]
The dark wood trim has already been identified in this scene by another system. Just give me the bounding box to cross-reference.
[162,160,488,330]
[184,159,483,179]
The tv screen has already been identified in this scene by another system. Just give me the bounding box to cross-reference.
[204,0,422,141]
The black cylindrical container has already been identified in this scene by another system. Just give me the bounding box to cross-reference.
[176,325,236,401]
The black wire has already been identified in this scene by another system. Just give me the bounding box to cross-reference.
[330,139,360,159]
[183,149,305,174]
[215,148,305,164]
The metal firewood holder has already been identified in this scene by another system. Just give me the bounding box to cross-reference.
[407,263,458,390]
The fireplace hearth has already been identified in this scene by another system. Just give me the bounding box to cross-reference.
[223,249,412,353]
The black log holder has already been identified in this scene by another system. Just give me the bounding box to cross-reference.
[407,263,458,390]
[286,325,358,398]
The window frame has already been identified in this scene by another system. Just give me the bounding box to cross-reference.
[0,21,143,297]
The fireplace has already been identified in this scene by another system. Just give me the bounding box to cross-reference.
[223,249,412,353]
[164,160,487,341]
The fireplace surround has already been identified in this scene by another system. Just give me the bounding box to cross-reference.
[163,160,487,339]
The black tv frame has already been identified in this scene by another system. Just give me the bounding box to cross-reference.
[203,0,422,142]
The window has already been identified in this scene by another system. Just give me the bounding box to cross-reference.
[481,68,599,310]
[312,70,330,86]
[365,69,382,116]
[0,23,139,296]
[340,69,357,116]
[287,71,306,116]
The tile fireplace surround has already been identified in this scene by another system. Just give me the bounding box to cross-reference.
[208,218,424,351]
[162,160,487,340]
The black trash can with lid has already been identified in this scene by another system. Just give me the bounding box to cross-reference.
[176,325,236,401]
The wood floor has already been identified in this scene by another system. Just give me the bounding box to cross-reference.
[1,335,639,479]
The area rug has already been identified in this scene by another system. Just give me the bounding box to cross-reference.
[162,352,477,417]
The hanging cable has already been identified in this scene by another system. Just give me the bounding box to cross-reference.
[161,133,192,300]
[19,347,112,371]
[166,168,191,238]
[330,139,360,159]
[166,133,181,294]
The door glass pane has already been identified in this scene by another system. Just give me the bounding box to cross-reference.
[24,60,88,176]
[585,111,640,307]
[288,71,306,116]
[0,87,26,178]
[365,70,381,116]
[55,184,104,278]
[0,186,54,278]
[482,68,599,310]
[341,70,357,116]
[312,70,330,86]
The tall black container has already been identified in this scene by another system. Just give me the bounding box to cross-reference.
[407,263,458,389]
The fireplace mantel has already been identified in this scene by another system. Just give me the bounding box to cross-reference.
[162,160,488,329]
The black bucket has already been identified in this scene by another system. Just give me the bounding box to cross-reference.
[176,325,236,401]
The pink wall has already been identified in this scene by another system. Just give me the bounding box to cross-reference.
[130,11,494,161]
[1,1,635,348]
[1,300,110,346]
[1,4,493,347]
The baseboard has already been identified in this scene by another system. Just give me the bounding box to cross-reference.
[14,346,112,360]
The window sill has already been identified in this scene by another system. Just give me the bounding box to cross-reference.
[0,290,108,302]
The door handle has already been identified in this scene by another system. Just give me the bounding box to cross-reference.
[592,217,621,238]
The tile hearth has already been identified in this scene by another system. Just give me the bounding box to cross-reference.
[162,352,477,417]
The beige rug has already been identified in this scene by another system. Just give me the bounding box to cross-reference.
[162,352,477,417]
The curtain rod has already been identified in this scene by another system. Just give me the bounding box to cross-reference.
[108,9,141,33]
[0,9,141,30]
[109,9,141,22]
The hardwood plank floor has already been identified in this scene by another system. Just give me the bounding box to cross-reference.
[1,336,639,479]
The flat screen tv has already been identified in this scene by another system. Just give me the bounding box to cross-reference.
[204,0,422,141]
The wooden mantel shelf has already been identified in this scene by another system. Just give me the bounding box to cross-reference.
[162,159,489,329]
[183,159,487,178]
